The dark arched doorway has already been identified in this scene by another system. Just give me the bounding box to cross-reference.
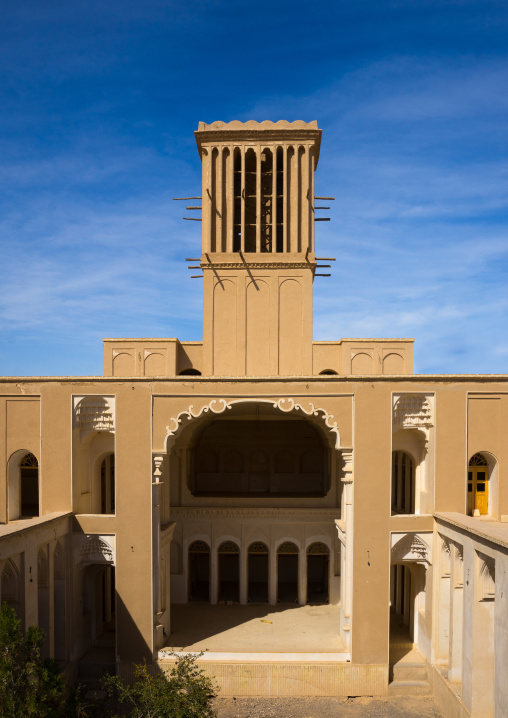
[247,542,269,603]
[218,541,240,603]
[20,452,39,517]
[188,541,210,603]
[277,542,299,603]
[306,542,329,604]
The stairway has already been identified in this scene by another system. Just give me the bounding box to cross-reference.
[389,647,431,695]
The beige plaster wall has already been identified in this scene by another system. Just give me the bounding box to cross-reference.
[1,375,508,682]
[114,385,154,661]
[351,383,391,665]
[0,396,41,523]
[467,393,508,518]
[435,385,468,513]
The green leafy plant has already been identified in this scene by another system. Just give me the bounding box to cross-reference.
[101,652,217,718]
[0,601,83,717]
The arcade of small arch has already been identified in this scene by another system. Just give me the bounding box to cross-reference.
[186,539,331,606]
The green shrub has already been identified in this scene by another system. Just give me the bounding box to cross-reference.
[0,601,82,717]
[101,653,217,718]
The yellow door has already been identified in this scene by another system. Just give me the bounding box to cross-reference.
[468,465,489,515]
[474,468,489,514]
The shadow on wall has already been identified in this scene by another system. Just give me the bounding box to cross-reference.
[115,592,153,665]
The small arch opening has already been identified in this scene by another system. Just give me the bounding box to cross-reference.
[277,541,299,603]
[179,368,202,376]
[247,541,269,603]
[244,148,257,252]
[276,146,284,252]
[218,541,240,603]
[20,452,39,518]
[306,542,329,604]
[100,454,115,514]
[391,451,415,515]
[260,148,273,253]
[233,147,242,252]
[319,369,338,376]
[188,541,210,603]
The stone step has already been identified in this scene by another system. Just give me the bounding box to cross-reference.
[391,661,428,683]
[388,680,431,696]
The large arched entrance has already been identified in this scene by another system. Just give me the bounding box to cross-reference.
[76,536,116,678]
[160,399,346,657]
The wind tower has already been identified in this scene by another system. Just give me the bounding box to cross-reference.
[188,120,331,377]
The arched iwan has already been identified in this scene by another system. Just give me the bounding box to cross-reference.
[164,397,341,450]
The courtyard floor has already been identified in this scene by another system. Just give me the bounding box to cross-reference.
[213,695,444,718]
[164,603,346,655]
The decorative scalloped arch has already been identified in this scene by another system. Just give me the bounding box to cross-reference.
[164,397,341,450]
[77,535,114,565]
[391,534,429,564]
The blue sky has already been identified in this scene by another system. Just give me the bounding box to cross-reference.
[1,0,507,375]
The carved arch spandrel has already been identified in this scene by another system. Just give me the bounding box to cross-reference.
[75,535,115,565]
[391,533,431,564]
[163,397,342,450]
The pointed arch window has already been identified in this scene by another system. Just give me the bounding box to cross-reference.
[391,451,415,515]
[20,453,39,517]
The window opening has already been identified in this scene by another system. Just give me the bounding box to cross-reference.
[244,149,257,252]
[260,149,273,252]
[20,452,39,517]
[100,454,115,514]
[276,147,284,252]
[391,451,415,515]
[233,148,242,252]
